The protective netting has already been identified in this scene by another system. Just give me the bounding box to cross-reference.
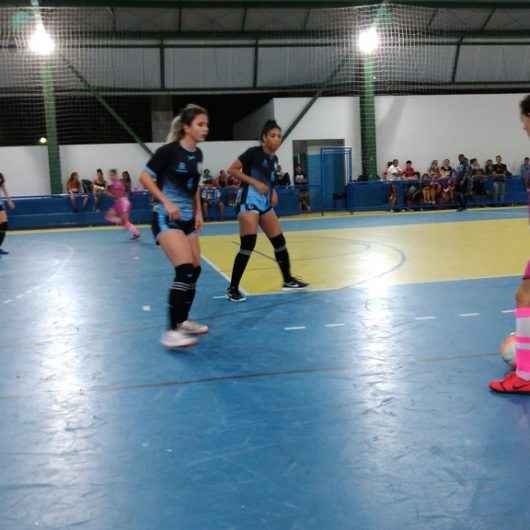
[0,3,523,150]
[0,7,153,146]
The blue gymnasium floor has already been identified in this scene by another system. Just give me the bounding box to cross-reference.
[2,207,530,530]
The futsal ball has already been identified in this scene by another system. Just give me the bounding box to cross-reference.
[500,333,516,369]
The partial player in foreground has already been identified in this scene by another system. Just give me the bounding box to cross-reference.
[490,95,530,393]
[0,173,15,256]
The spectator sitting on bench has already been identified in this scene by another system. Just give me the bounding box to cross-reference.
[92,168,107,211]
[201,168,212,184]
[217,169,228,188]
[484,159,495,177]
[294,164,310,211]
[387,159,403,180]
[275,165,291,186]
[66,171,88,212]
[224,176,240,208]
[121,171,132,194]
[200,177,224,221]
[440,159,454,178]
[403,160,419,179]
[470,158,487,199]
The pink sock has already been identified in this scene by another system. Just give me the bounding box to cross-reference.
[516,307,530,380]
[125,221,139,236]
[105,213,121,225]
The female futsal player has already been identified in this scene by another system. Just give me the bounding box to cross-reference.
[226,120,309,302]
[490,94,530,393]
[139,104,208,348]
[104,169,140,240]
[0,173,15,255]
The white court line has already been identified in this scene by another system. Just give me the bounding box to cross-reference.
[415,316,437,321]
[213,295,226,299]
[325,323,345,328]
[284,326,306,331]
[459,313,480,317]
[142,305,151,311]
[3,299,12,304]
[501,309,515,314]
[201,254,248,296]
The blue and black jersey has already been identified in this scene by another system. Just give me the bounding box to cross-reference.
[237,146,278,214]
[145,142,203,222]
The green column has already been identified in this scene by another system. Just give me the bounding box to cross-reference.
[360,55,377,180]
[41,62,62,194]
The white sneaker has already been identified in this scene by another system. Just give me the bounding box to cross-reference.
[179,320,209,335]
[160,329,198,349]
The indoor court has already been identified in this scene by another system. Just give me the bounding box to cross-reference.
[3,207,530,529]
[3,0,530,528]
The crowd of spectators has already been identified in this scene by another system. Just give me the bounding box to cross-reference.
[64,162,312,218]
[381,154,524,211]
[65,168,138,212]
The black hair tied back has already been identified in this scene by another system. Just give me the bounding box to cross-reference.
[260,120,281,141]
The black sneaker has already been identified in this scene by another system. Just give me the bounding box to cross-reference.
[0,248,9,255]
[282,277,309,290]
[226,286,247,302]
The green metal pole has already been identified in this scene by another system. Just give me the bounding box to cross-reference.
[31,0,62,193]
[360,55,377,179]
[41,61,62,194]
[359,3,389,180]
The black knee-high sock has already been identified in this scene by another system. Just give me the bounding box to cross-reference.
[230,234,257,289]
[270,233,291,282]
[0,222,7,248]
[168,263,195,329]
[183,266,202,321]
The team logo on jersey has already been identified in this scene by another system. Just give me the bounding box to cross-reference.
[188,155,196,161]
[176,161,187,173]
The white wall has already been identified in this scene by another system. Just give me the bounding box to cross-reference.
[6,93,530,196]
[233,100,275,140]
[272,97,362,179]
[4,141,257,196]
[0,146,50,196]
[376,93,530,175]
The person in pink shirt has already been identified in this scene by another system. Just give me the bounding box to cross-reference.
[490,94,530,393]
[105,169,140,239]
